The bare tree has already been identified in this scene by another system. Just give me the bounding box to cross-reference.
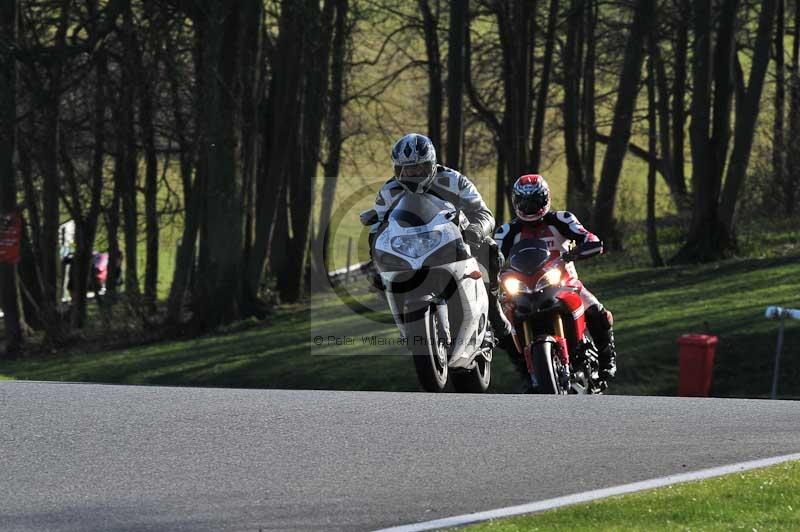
[317,0,351,272]
[719,0,779,232]
[787,0,800,214]
[531,0,559,173]
[138,3,164,309]
[674,0,778,262]
[446,0,467,168]
[245,0,303,308]
[165,19,200,324]
[772,0,785,210]
[592,0,654,247]
[191,0,255,329]
[646,38,664,267]
[278,0,336,303]
[0,0,25,355]
[419,0,443,151]
[563,0,592,219]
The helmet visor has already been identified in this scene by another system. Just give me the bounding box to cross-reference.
[395,162,433,179]
[395,162,434,190]
[513,192,548,216]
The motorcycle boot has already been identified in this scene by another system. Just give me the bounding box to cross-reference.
[585,304,617,380]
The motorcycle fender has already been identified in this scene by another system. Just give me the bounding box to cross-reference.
[534,334,570,366]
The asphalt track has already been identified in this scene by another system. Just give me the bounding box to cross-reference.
[1,381,799,531]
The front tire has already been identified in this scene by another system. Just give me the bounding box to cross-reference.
[531,341,568,394]
[451,355,491,393]
[406,305,449,392]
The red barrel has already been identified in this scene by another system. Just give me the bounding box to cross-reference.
[677,334,718,397]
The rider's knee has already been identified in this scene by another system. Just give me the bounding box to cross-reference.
[586,304,613,330]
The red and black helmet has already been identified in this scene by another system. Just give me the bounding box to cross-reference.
[512,174,551,221]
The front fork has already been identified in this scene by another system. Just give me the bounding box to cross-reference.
[519,314,571,374]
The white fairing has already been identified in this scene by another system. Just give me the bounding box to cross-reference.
[375,195,489,369]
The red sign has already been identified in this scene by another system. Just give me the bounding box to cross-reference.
[0,211,22,264]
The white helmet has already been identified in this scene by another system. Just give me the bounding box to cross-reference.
[391,133,437,193]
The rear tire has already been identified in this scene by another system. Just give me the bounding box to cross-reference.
[407,305,449,392]
[531,341,567,394]
[451,355,491,393]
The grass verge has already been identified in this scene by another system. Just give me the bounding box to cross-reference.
[458,460,800,532]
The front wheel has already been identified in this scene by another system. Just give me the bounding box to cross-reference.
[406,305,449,392]
[531,341,568,394]
[451,355,491,393]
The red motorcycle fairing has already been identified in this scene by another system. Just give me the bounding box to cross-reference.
[554,287,587,342]
[500,259,589,350]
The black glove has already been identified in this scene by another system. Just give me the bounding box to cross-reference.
[360,209,378,227]
[463,224,485,246]
[561,251,577,263]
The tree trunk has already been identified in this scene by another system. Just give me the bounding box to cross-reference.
[279,0,334,303]
[681,0,714,261]
[165,22,201,325]
[37,0,72,343]
[563,0,589,219]
[268,195,289,286]
[671,0,689,202]
[420,0,443,151]
[592,0,653,247]
[243,0,304,307]
[719,0,779,231]
[532,0,559,173]
[646,45,664,267]
[495,140,506,221]
[446,0,467,167]
[317,0,349,274]
[651,41,686,208]
[580,0,596,204]
[105,160,123,305]
[17,142,42,329]
[464,11,504,217]
[191,0,249,330]
[71,42,108,330]
[772,0,785,211]
[237,0,266,313]
[674,0,744,262]
[0,0,24,355]
[786,0,800,214]
[120,3,140,297]
[708,0,738,198]
[139,12,161,309]
[498,1,534,188]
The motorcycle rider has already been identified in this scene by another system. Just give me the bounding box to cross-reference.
[364,133,513,345]
[494,174,617,385]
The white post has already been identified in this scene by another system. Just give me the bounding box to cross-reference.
[765,306,800,399]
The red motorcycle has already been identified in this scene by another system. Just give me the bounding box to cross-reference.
[499,238,605,394]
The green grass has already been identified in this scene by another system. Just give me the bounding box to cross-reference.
[459,460,800,531]
[2,252,799,398]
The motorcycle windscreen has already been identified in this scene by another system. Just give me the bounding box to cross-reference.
[389,193,449,228]
[507,238,550,276]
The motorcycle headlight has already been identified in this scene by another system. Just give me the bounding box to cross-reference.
[390,231,442,258]
[535,268,563,291]
[502,277,530,295]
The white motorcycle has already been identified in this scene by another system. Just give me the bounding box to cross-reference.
[362,193,493,393]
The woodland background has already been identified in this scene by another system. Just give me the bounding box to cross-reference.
[0,0,798,360]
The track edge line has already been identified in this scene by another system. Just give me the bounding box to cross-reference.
[372,452,800,532]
